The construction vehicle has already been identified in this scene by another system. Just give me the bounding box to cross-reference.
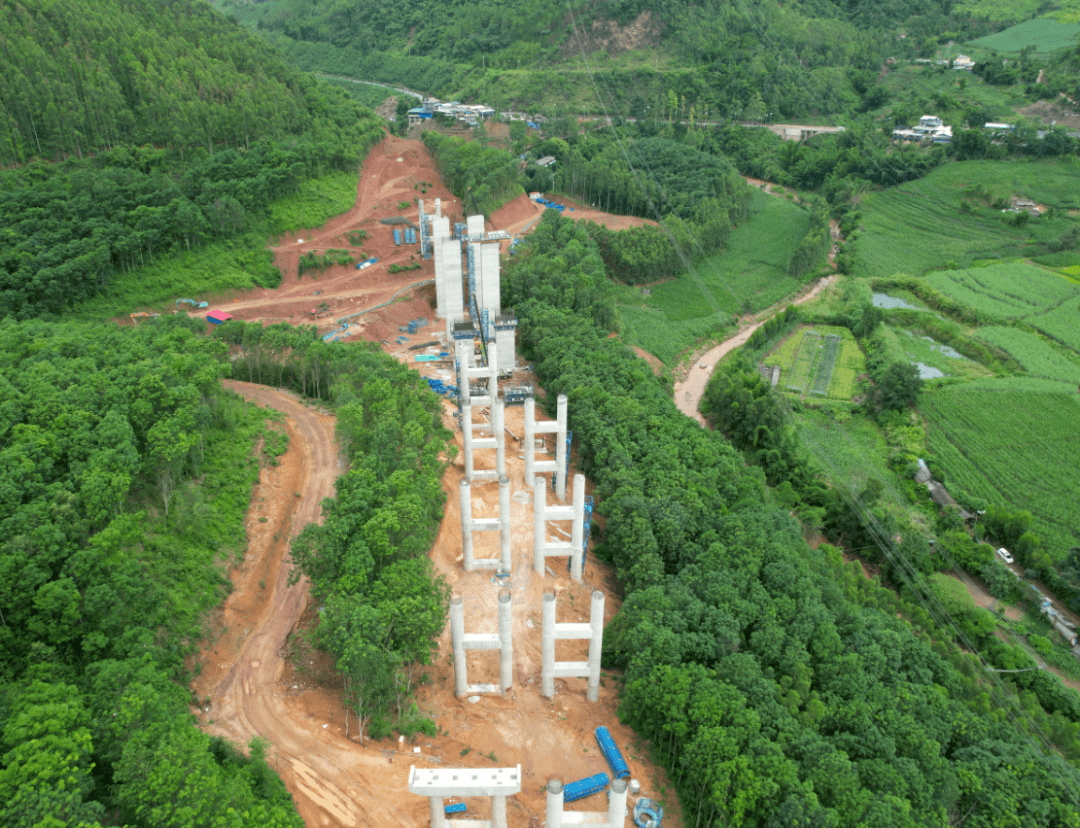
[130,312,160,325]
[175,298,209,311]
[311,302,333,319]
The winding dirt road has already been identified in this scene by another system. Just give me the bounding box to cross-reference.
[197,381,427,828]
[674,275,838,424]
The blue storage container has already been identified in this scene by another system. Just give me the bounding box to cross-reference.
[444,803,467,815]
[394,229,402,245]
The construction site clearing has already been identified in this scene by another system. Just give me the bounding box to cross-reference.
[187,134,683,828]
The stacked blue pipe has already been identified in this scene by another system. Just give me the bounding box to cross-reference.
[595,727,630,779]
[563,772,609,803]
[444,803,467,815]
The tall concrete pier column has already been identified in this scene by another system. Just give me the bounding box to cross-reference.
[524,396,536,486]
[450,596,467,697]
[586,589,605,702]
[461,403,474,481]
[460,479,474,571]
[410,766,521,828]
[608,779,629,828]
[546,779,564,828]
[554,394,568,500]
[493,397,506,478]
[499,475,512,573]
[498,588,513,692]
[541,593,556,697]
[570,474,586,582]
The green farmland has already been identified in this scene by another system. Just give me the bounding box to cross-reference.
[922,382,1080,560]
[975,326,1080,382]
[854,160,1080,280]
[925,262,1078,319]
[764,325,865,400]
[619,188,811,364]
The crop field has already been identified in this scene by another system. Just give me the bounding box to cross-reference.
[922,382,1080,559]
[854,160,1080,279]
[1027,296,1080,354]
[765,325,864,400]
[925,262,1077,319]
[975,326,1080,383]
[620,189,811,364]
[969,17,1080,53]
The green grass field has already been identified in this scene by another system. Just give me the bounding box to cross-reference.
[854,160,1080,280]
[764,325,865,400]
[619,189,812,364]
[925,262,1078,319]
[793,408,911,507]
[922,381,1080,560]
[76,171,361,318]
[969,17,1080,54]
[975,326,1080,382]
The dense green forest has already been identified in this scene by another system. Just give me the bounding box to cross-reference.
[0,316,304,827]
[504,212,1080,827]
[0,0,386,319]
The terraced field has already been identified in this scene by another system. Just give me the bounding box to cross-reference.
[854,160,1080,280]
[975,326,1080,382]
[926,262,1078,319]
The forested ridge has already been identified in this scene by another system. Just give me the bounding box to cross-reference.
[0,0,353,163]
[503,212,1080,827]
[0,0,387,319]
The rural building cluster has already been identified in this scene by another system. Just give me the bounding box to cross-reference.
[408,98,495,127]
[893,114,954,143]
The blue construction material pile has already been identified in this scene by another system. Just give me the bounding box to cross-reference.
[427,378,458,397]
[393,228,403,246]
[356,257,379,270]
[594,727,630,779]
[563,772,609,803]
[444,803,467,815]
[534,197,565,212]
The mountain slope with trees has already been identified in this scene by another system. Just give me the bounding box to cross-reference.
[0,0,385,319]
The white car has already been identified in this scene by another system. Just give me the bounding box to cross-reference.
[996,547,1014,565]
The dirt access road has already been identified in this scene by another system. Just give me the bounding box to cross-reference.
[674,275,838,424]
[194,381,417,827]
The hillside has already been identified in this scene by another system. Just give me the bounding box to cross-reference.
[210,0,1006,118]
[0,0,387,318]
